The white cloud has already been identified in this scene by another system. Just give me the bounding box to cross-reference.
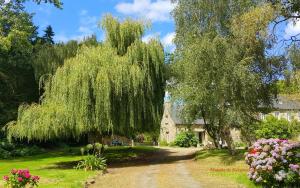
[142,32,176,52]
[142,32,160,43]
[161,32,176,52]
[284,19,300,39]
[80,9,88,16]
[161,32,175,46]
[54,10,99,43]
[115,0,175,22]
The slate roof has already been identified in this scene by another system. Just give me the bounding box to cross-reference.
[168,96,300,125]
[170,103,205,125]
[273,96,300,110]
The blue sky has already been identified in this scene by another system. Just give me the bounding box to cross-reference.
[24,0,300,54]
[25,0,176,51]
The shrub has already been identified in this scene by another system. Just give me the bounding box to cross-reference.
[168,142,176,147]
[174,131,198,147]
[159,139,168,146]
[234,141,247,148]
[3,169,40,188]
[245,139,300,187]
[81,143,105,156]
[75,155,107,171]
[254,116,300,139]
[0,139,44,159]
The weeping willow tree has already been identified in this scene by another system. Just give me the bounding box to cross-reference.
[7,15,165,141]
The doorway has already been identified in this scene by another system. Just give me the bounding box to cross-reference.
[198,132,203,144]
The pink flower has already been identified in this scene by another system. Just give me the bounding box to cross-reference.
[17,177,23,182]
[17,170,23,175]
[32,176,40,182]
[24,172,31,179]
[3,176,9,181]
[11,169,17,175]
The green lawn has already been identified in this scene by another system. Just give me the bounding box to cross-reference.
[188,149,259,188]
[0,146,157,188]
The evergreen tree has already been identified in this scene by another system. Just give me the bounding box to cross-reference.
[42,25,55,45]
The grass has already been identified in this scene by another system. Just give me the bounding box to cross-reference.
[187,149,259,188]
[0,146,157,188]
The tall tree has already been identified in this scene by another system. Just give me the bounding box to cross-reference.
[0,0,39,129]
[7,15,165,142]
[41,25,55,45]
[171,1,285,153]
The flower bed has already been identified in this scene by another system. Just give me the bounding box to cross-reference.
[245,139,300,187]
[3,169,39,188]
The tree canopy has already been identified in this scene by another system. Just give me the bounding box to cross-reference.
[7,15,165,141]
[170,1,286,152]
[0,0,39,129]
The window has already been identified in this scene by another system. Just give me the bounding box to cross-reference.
[260,113,265,120]
[275,111,280,119]
[287,112,291,121]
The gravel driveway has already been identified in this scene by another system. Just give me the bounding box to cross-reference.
[89,147,202,188]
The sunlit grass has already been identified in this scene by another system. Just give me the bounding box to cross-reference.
[0,146,157,188]
[188,149,259,188]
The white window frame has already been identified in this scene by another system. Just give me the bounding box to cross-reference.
[274,111,280,119]
[287,112,292,121]
[260,113,265,120]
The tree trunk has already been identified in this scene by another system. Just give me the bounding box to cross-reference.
[221,126,236,155]
[213,139,219,149]
[87,131,102,144]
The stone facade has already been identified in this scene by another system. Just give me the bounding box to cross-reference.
[160,95,300,146]
[160,102,210,146]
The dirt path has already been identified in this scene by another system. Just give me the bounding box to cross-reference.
[88,147,202,188]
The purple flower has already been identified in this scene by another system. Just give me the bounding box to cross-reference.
[289,164,299,172]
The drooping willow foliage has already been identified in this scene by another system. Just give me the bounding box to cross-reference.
[7,15,165,141]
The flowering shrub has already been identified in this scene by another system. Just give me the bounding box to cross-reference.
[3,169,39,188]
[245,139,300,187]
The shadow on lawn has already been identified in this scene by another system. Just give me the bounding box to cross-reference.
[40,147,198,170]
[106,148,197,168]
[42,160,81,170]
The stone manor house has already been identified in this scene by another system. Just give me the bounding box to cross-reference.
[159,92,300,146]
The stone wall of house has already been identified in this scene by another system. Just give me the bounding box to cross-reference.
[230,128,242,143]
[268,111,300,121]
[160,102,177,143]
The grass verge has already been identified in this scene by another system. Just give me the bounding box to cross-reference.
[187,149,259,188]
[0,146,157,188]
